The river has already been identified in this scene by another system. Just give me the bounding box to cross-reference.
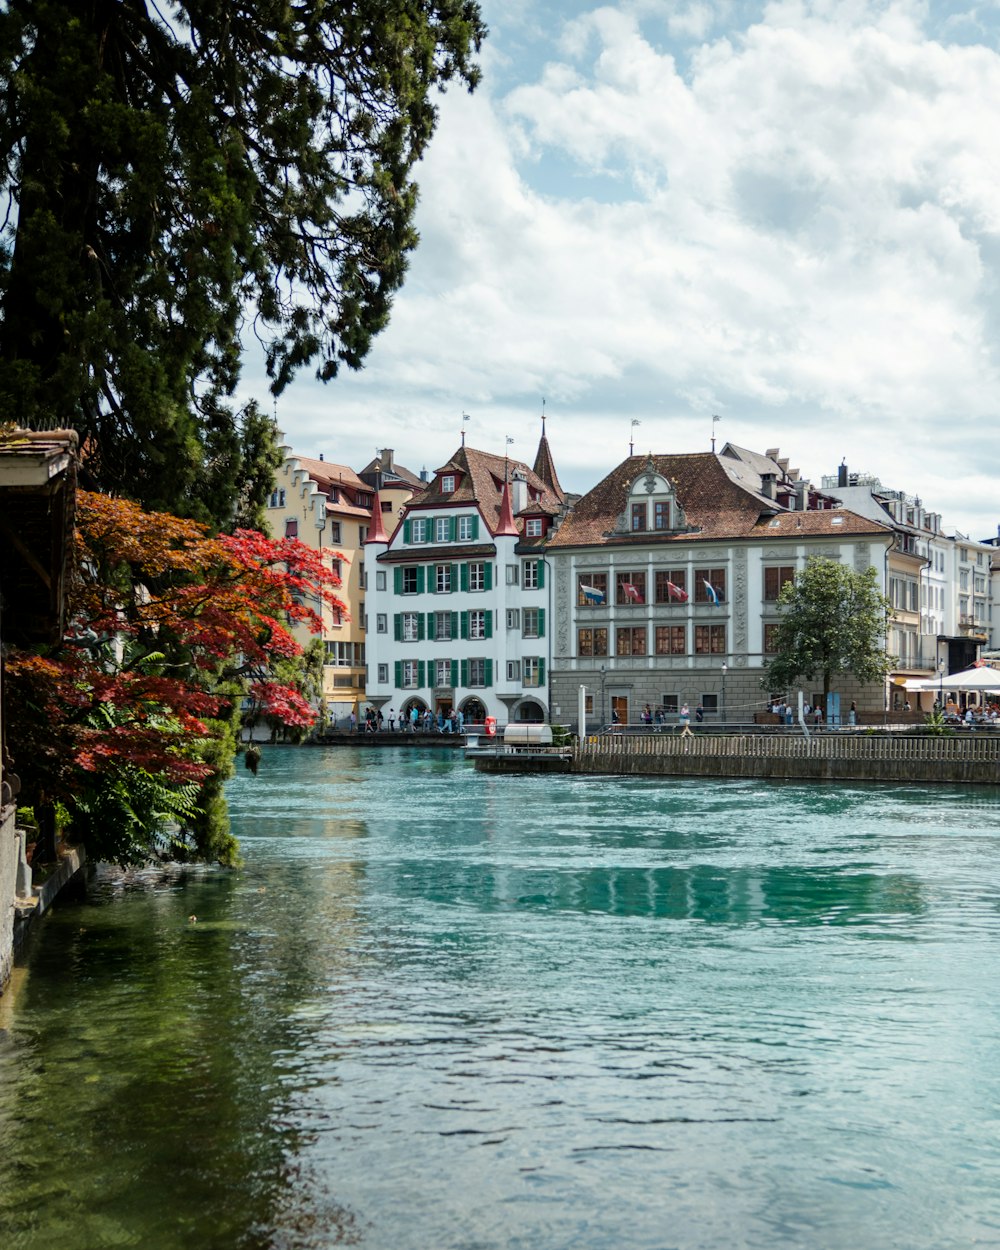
[2,747,1000,1249]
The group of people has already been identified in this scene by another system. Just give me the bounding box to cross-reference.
[348,705,465,734]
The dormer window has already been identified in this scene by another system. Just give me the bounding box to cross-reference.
[653,501,671,530]
[631,503,647,532]
[441,474,456,493]
[525,518,543,537]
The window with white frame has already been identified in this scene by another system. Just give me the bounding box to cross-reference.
[402,660,420,688]
[469,610,487,640]
[441,474,455,493]
[506,564,519,585]
[468,658,486,686]
[411,517,427,543]
[506,608,520,629]
[435,659,452,686]
[402,613,420,641]
[523,607,541,638]
[401,566,418,594]
[507,659,521,681]
[378,664,388,683]
[457,515,474,540]
[523,656,543,687]
[434,612,453,641]
[523,560,539,589]
[376,614,387,633]
[469,562,486,591]
[375,570,386,590]
[435,516,451,542]
[435,563,452,593]
[525,518,543,537]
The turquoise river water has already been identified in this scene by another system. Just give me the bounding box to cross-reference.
[2,747,1000,1250]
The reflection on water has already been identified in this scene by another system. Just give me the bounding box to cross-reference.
[1,748,1000,1250]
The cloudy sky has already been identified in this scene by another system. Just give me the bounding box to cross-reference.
[256,0,1000,541]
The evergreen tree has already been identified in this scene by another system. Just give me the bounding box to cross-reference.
[0,0,484,525]
[762,557,895,701]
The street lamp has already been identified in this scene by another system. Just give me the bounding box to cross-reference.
[721,661,728,728]
[938,658,946,710]
[599,664,607,730]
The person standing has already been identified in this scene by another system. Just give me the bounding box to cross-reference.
[679,703,693,737]
[388,708,396,732]
[349,708,357,734]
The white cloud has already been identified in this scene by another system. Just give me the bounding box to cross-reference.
[267,1,1000,539]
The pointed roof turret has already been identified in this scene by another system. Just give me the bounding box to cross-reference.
[365,490,389,543]
[532,414,564,502]
[493,479,519,537]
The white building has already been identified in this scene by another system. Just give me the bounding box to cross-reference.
[362,431,568,726]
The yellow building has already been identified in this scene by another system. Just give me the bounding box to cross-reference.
[268,443,419,726]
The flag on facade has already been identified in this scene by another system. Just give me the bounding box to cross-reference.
[580,584,606,605]
[623,582,643,603]
[666,580,688,602]
[702,579,721,605]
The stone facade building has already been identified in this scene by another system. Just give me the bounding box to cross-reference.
[546,444,893,728]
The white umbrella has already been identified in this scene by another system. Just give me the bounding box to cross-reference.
[938,665,1000,692]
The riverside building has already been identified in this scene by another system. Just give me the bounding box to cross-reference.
[546,444,894,728]
[363,427,569,726]
[267,440,421,724]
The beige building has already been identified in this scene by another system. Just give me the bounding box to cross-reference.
[268,443,419,725]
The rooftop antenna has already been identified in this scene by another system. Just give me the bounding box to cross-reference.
[461,411,470,447]
[505,435,514,481]
[711,414,721,453]
[630,419,641,456]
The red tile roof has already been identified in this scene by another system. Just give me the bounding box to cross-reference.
[408,444,565,535]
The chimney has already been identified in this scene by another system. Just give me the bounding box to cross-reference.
[760,472,777,500]
[319,453,324,461]
[837,460,848,488]
[795,481,810,511]
[420,467,428,482]
[380,448,394,471]
[511,469,528,514]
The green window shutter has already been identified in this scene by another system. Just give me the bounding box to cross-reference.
[417,661,426,688]
[416,566,425,593]
[450,516,457,541]
[425,517,434,542]
[470,515,479,540]
[460,611,469,640]
[393,614,402,641]
[484,659,493,687]
[394,661,402,689]
[451,612,459,640]
[484,611,493,640]
[452,562,460,593]
[451,659,459,688]
[417,614,426,641]
[394,567,402,594]
[484,563,493,591]
[538,608,545,638]
[538,658,545,685]
[460,562,468,592]
[403,519,411,543]
[537,559,545,588]
[460,659,468,687]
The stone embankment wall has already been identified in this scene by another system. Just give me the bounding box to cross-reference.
[574,733,1000,785]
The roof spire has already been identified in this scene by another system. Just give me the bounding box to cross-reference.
[461,411,470,447]
[532,409,564,502]
[494,478,519,536]
[366,490,389,544]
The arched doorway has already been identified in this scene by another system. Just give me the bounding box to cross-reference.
[514,700,544,723]
[461,698,487,727]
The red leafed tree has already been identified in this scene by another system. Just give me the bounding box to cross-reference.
[5,491,346,864]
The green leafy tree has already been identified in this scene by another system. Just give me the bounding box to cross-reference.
[762,558,895,702]
[0,0,485,525]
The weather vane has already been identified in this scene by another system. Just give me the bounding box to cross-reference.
[630,419,641,457]
[711,414,721,453]
[461,411,470,447]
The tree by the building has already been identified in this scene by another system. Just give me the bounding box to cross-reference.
[4,491,346,865]
[0,0,485,526]
[762,557,894,702]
